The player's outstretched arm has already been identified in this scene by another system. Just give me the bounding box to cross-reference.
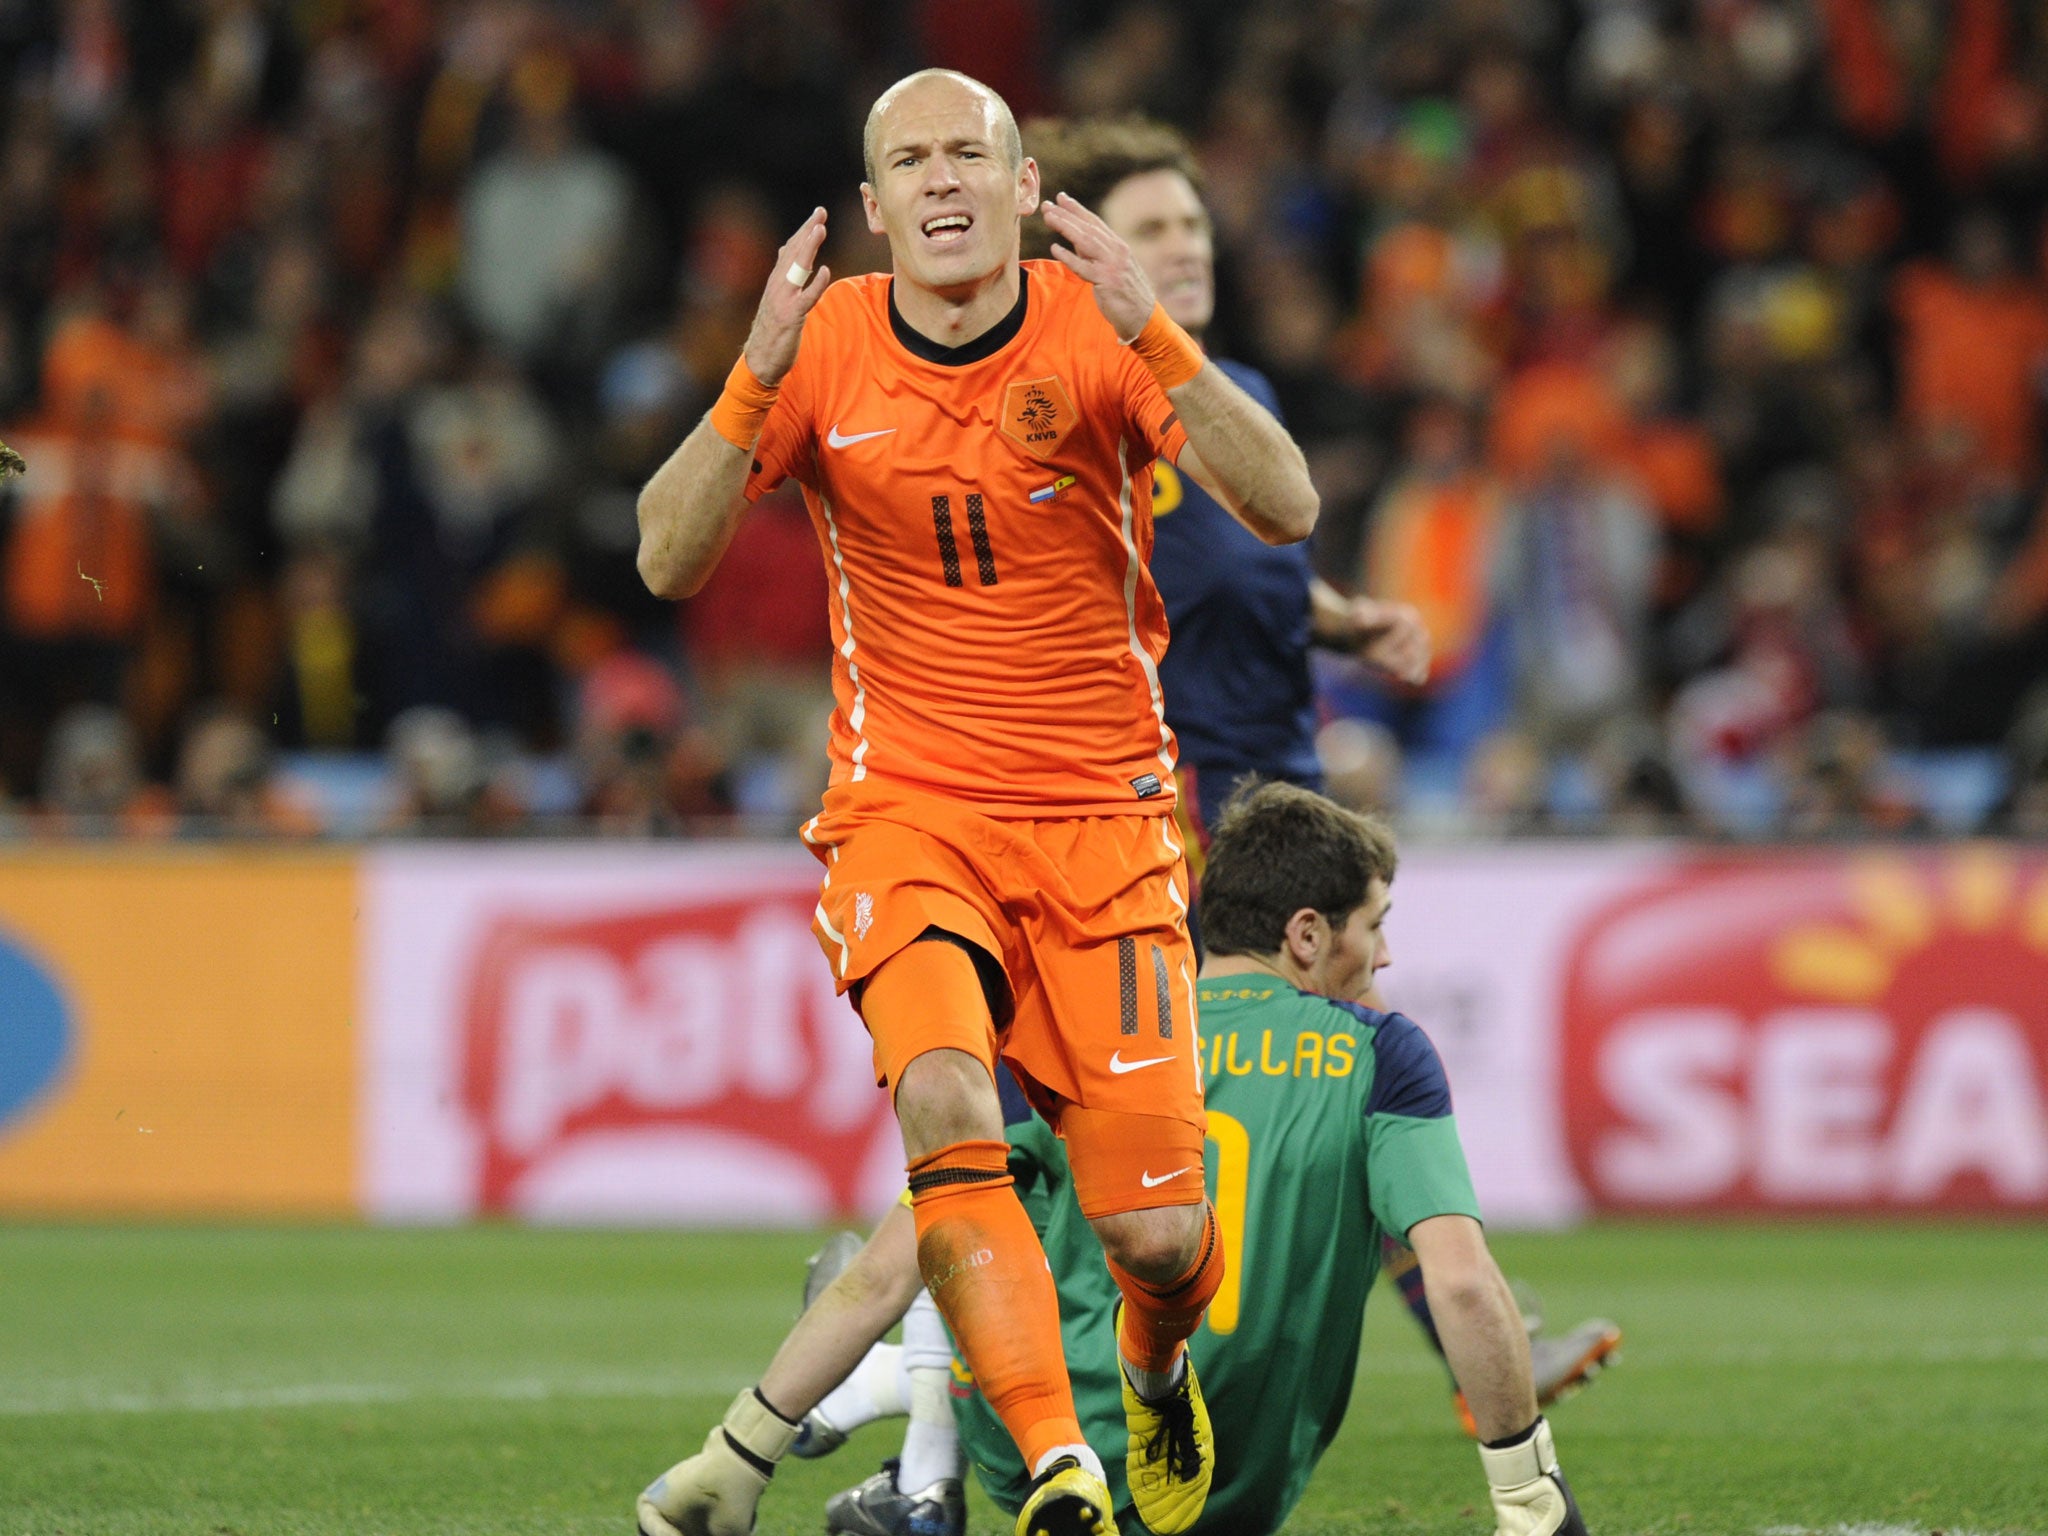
[1041,191,1318,545]
[637,1203,923,1536]
[1309,580,1432,686]
[637,208,832,599]
[759,1201,923,1414]
[1409,1215,1590,1536]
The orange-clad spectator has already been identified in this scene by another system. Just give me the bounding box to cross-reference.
[1341,216,1504,399]
[1607,322,1723,536]
[2,397,173,642]
[1327,398,1512,759]
[39,281,211,447]
[1360,398,1503,682]
[1488,357,1632,487]
[1890,211,2048,480]
[3,283,207,641]
[1604,319,1724,609]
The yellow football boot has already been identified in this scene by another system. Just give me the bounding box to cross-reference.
[1014,1455,1113,1536]
[1122,1349,1213,1534]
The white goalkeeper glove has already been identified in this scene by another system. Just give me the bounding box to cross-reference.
[1478,1416,1588,1536]
[637,1388,801,1536]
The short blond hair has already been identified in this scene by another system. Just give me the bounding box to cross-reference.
[862,69,1023,185]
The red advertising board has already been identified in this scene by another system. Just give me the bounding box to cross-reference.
[1559,847,2048,1213]
[363,847,905,1224]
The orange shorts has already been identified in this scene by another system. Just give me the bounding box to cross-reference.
[805,786,1207,1215]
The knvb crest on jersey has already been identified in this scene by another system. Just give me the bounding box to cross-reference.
[1000,375,1076,459]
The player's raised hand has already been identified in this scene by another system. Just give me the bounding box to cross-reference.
[1351,597,1431,687]
[1043,191,1157,342]
[743,207,832,388]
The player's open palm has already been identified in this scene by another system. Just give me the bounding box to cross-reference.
[1043,191,1158,341]
[743,207,833,388]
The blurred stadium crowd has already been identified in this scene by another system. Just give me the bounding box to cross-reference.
[5,0,2048,839]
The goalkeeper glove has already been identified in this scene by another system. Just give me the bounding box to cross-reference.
[637,1388,801,1536]
[1479,1416,1588,1536]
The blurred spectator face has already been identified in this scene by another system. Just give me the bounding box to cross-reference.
[681,186,781,311]
[354,293,443,401]
[1950,210,2013,286]
[1464,729,1549,830]
[1780,711,1893,835]
[385,706,487,822]
[40,703,142,818]
[598,343,690,469]
[1605,320,1678,418]
[1098,168,1213,333]
[1317,718,1402,814]
[1248,252,1341,373]
[861,75,1035,297]
[509,49,577,160]
[1404,398,1472,476]
[1616,95,1691,195]
[177,708,274,828]
[575,652,695,826]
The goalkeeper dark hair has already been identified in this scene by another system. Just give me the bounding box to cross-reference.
[1198,780,1399,959]
[1020,115,1205,261]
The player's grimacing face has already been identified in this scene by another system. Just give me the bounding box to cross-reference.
[1098,168,1214,333]
[862,80,1037,293]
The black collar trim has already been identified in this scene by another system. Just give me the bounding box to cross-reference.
[888,270,1030,365]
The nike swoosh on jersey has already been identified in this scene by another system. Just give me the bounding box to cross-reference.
[1109,1051,1175,1074]
[1140,1166,1194,1188]
[826,424,897,448]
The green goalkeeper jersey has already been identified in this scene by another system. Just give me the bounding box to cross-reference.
[955,981,1483,1536]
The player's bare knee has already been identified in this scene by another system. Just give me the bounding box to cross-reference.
[894,1047,1002,1157]
[1090,1202,1205,1283]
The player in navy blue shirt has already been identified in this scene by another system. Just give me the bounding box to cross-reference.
[1022,118,1430,856]
[1020,113,1619,1444]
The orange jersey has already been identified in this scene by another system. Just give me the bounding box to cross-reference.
[745,261,1191,817]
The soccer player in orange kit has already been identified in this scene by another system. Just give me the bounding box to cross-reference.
[632,67,1321,1536]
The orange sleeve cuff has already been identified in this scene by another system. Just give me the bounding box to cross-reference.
[708,355,780,451]
[1127,304,1205,391]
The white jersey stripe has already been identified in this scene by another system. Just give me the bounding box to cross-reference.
[801,819,850,976]
[1116,439,1177,786]
[816,493,871,782]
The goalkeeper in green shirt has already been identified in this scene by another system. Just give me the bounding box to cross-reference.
[639,782,1590,1536]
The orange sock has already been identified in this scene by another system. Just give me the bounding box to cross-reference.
[1109,1202,1224,1373]
[909,1139,1082,1471]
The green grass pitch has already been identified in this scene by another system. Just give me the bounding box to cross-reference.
[0,1221,2041,1535]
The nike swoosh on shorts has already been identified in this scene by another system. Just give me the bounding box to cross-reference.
[1140,1167,1194,1188]
[827,424,897,448]
[1109,1052,1175,1074]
